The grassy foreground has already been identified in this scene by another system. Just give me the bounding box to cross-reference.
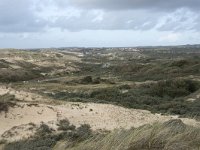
[67,119,200,150]
[4,119,200,150]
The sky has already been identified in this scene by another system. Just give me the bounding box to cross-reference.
[0,0,200,48]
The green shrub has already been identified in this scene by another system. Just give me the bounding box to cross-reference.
[57,119,76,131]
[170,59,191,67]
[148,79,200,98]
[76,124,92,140]
[4,137,57,150]
[81,76,93,84]
[0,94,16,113]
[36,123,54,136]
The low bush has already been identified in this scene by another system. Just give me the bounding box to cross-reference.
[0,94,16,113]
[80,76,93,84]
[76,124,92,140]
[4,136,57,150]
[57,119,76,131]
[36,123,54,136]
[147,79,200,98]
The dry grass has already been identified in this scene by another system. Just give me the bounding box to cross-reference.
[67,119,200,150]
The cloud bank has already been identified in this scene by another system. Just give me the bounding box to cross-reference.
[0,0,200,47]
[0,0,200,32]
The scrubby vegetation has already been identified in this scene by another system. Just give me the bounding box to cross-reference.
[90,79,200,117]
[75,50,200,82]
[147,79,199,98]
[0,69,42,82]
[4,122,93,150]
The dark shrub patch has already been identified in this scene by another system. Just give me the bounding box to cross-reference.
[81,76,93,84]
[57,119,76,131]
[148,79,200,98]
[0,94,16,113]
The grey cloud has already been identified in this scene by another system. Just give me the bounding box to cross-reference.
[52,10,160,31]
[51,8,200,32]
[0,0,200,34]
[68,0,200,11]
[51,0,200,32]
[156,8,199,31]
[0,0,46,33]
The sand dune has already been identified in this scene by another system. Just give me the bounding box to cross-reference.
[1,101,199,142]
[0,85,200,142]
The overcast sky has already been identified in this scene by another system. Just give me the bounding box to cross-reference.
[0,0,200,48]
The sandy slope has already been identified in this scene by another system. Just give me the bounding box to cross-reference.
[0,85,200,142]
[1,102,200,142]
